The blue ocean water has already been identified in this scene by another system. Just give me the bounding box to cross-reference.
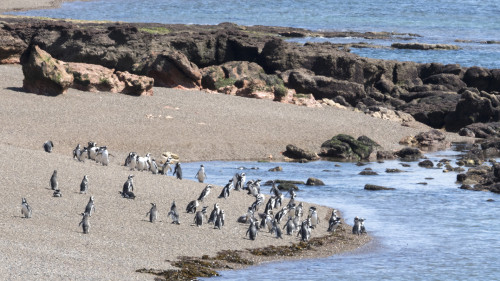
[178,149,500,281]
[7,0,500,68]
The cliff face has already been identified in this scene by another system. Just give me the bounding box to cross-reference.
[1,17,499,133]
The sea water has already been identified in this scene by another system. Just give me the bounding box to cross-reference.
[7,0,500,68]
[178,149,500,280]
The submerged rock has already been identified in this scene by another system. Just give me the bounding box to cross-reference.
[306,178,325,186]
[364,184,395,191]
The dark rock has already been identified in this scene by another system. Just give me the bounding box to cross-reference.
[414,129,450,148]
[306,178,325,186]
[400,163,411,167]
[418,160,434,168]
[263,179,305,186]
[359,168,378,175]
[422,73,467,91]
[283,144,319,161]
[277,183,299,191]
[493,163,500,179]
[320,134,378,160]
[0,28,27,63]
[463,67,493,92]
[391,43,460,50]
[457,173,467,182]
[21,45,74,96]
[377,151,396,160]
[396,147,422,161]
[364,184,395,191]
[146,51,202,88]
[458,122,500,138]
[399,93,460,129]
[268,166,283,172]
[386,168,405,173]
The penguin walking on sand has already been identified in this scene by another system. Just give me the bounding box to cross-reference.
[246,220,258,240]
[80,175,89,194]
[271,219,283,239]
[120,174,135,199]
[84,196,96,216]
[195,165,207,183]
[73,144,87,162]
[149,158,159,175]
[352,217,362,235]
[218,180,232,199]
[96,146,109,166]
[125,152,137,170]
[50,170,58,190]
[208,203,220,224]
[186,199,199,214]
[309,206,320,229]
[146,203,158,223]
[173,162,182,180]
[43,140,54,153]
[327,209,342,232]
[194,206,208,227]
[79,212,90,234]
[168,200,180,224]
[161,157,172,175]
[283,216,296,235]
[298,218,311,242]
[21,198,32,218]
[198,184,212,202]
[214,209,225,230]
[234,172,246,191]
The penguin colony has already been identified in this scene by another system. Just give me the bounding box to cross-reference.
[21,141,367,241]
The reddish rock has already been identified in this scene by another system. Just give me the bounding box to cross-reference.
[21,45,74,96]
[116,71,154,96]
[0,30,27,64]
[148,51,202,89]
[65,62,125,93]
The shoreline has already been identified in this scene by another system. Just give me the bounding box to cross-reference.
[0,0,83,13]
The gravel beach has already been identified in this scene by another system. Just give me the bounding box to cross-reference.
[0,1,473,279]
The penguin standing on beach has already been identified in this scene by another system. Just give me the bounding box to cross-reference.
[80,175,89,194]
[352,217,362,235]
[21,198,32,218]
[73,144,87,162]
[120,174,135,199]
[298,218,311,242]
[168,200,180,224]
[194,206,208,227]
[149,158,159,175]
[186,199,199,214]
[246,220,258,240]
[43,140,54,153]
[79,212,90,234]
[195,164,207,183]
[218,180,232,199]
[283,216,296,235]
[208,203,220,224]
[50,170,58,190]
[198,184,212,202]
[96,146,109,166]
[161,157,172,175]
[146,203,158,223]
[214,209,225,230]
[327,209,342,232]
[309,206,320,229]
[173,162,183,179]
[125,152,137,170]
[84,196,96,216]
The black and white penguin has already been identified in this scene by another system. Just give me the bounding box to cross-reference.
[53,189,62,197]
[84,196,96,216]
[283,216,296,235]
[309,206,320,229]
[195,164,207,183]
[88,142,99,161]
[271,219,283,239]
[136,153,151,171]
[186,199,199,214]
[146,203,158,223]
[218,180,232,199]
[208,203,220,224]
[359,218,367,234]
[352,216,362,235]
[95,146,109,166]
[298,218,311,242]
[173,162,183,179]
[161,157,172,175]
[194,206,208,227]
[120,175,135,199]
[149,158,159,175]
[73,144,87,162]
[198,184,212,202]
[168,200,180,224]
[246,220,258,240]
[214,209,225,230]
[275,206,288,224]
[43,140,54,153]
[21,198,32,218]
[80,175,89,194]
[125,152,137,170]
[50,170,58,190]
[79,212,90,234]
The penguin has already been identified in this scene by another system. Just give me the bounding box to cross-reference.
[275,206,288,224]
[79,212,90,234]
[218,180,231,199]
[328,216,342,232]
[359,218,367,234]
[136,154,151,171]
[271,219,283,239]
[21,198,32,218]
[167,200,180,224]
[96,146,109,166]
[85,196,96,216]
[208,203,220,224]
[186,199,199,214]
[298,218,311,242]
[246,220,258,240]
[161,157,172,175]
[237,207,254,224]
[73,144,87,162]
[194,206,208,227]
[352,216,362,235]
[234,172,246,191]
[197,184,212,202]
[264,196,275,214]
[261,211,274,232]
[149,158,159,175]
[195,164,207,183]
[287,190,296,209]
[295,202,304,218]
[88,144,99,161]
[43,140,54,153]
[283,216,296,235]
[120,174,135,199]
[146,203,158,223]
[126,152,137,170]
[80,175,89,194]
[50,170,58,190]
[247,180,261,197]
[214,209,225,230]
[53,189,62,197]
[173,162,183,180]
[309,206,320,229]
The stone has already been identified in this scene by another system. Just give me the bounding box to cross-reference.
[391,43,460,50]
[320,134,379,160]
[21,45,74,96]
[306,178,325,186]
[396,147,422,161]
[115,71,154,96]
[364,184,395,191]
[147,51,202,88]
[386,168,405,173]
[283,144,319,161]
[418,160,434,168]
[377,151,396,160]
[65,62,125,93]
[268,166,283,172]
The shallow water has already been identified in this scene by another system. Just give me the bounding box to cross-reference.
[176,149,500,280]
[7,0,500,68]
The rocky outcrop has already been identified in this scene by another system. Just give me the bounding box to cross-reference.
[364,184,395,191]
[391,43,460,50]
[320,134,380,160]
[396,147,422,161]
[458,122,500,138]
[21,45,74,95]
[23,45,153,96]
[283,144,320,161]
[306,178,325,186]
[146,51,202,89]
[457,163,500,193]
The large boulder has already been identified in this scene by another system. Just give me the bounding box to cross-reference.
[399,92,460,128]
[283,144,319,161]
[21,45,74,96]
[320,134,379,160]
[65,62,124,92]
[422,73,467,91]
[458,122,500,138]
[146,51,202,88]
[396,147,422,161]
[0,28,27,64]
[414,129,449,148]
[115,71,154,96]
